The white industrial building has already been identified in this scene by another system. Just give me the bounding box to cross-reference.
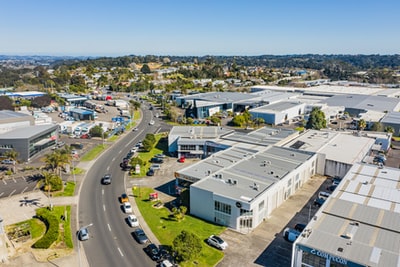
[179,145,317,232]
[249,101,306,125]
[283,130,376,178]
[292,162,400,267]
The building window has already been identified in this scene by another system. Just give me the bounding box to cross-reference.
[240,209,253,216]
[214,201,231,215]
[180,144,196,151]
[240,218,253,229]
[258,200,264,211]
[214,212,230,226]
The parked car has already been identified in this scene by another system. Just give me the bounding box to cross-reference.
[132,127,138,131]
[120,193,129,203]
[101,174,112,185]
[206,235,228,250]
[313,197,326,207]
[78,227,89,241]
[327,184,337,192]
[294,223,306,232]
[144,243,161,261]
[146,169,155,176]
[155,153,166,158]
[123,202,133,213]
[132,228,149,244]
[151,157,164,164]
[150,164,161,170]
[127,214,139,227]
[178,156,185,163]
[318,191,331,200]
[283,227,300,242]
[1,159,15,165]
[158,260,174,267]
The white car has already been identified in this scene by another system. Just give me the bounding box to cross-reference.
[207,235,228,250]
[123,202,132,213]
[149,120,155,125]
[127,214,139,227]
[1,159,15,165]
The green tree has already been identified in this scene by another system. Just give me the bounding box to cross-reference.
[89,125,104,138]
[306,107,327,130]
[172,230,202,262]
[371,122,384,132]
[358,119,367,131]
[384,126,395,133]
[140,64,151,74]
[4,149,19,173]
[231,114,245,127]
[171,206,187,222]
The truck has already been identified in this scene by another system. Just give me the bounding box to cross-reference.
[114,100,129,109]
[81,123,95,136]
[73,123,87,137]
[67,122,84,135]
[120,110,130,117]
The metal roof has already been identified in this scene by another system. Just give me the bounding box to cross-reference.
[296,163,400,267]
[0,110,30,121]
[181,146,314,203]
[0,124,57,139]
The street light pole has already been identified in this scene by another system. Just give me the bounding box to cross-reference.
[72,159,76,184]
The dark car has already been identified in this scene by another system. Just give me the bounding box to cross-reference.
[294,223,306,232]
[146,169,155,176]
[327,184,337,192]
[101,174,112,185]
[132,228,149,244]
[313,198,326,207]
[151,157,164,164]
[144,243,161,261]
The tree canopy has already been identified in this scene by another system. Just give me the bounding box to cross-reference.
[172,230,202,262]
[306,107,327,130]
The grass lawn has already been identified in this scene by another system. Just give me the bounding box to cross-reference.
[129,133,168,177]
[133,187,225,267]
[46,206,73,248]
[80,144,109,161]
[53,182,75,197]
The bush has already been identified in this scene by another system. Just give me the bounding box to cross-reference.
[31,208,59,249]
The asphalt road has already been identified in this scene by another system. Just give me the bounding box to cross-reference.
[79,104,164,267]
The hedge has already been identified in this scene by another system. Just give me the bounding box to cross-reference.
[32,208,59,249]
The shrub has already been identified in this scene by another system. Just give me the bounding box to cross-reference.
[32,208,59,249]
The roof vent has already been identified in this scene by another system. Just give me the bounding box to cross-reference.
[341,233,352,240]
[233,180,237,185]
[337,247,344,253]
[362,181,368,185]
[227,178,232,184]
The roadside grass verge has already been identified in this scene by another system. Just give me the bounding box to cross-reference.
[133,187,225,267]
[80,144,109,161]
[53,182,75,197]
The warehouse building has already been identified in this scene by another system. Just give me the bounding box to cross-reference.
[292,163,400,267]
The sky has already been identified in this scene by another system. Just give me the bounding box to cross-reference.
[1,0,399,57]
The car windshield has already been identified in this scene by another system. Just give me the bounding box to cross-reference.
[214,236,224,243]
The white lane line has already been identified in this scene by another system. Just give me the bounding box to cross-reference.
[107,224,111,231]
[0,192,4,197]
[102,189,104,195]
[106,166,110,171]
[21,187,28,194]
[2,180,7,185]
[103,204,106,211]
[117,247,124,257]
[13,178,17,183]
[9,189,16,197]
[119,149,123,154]
[112,157,116,162]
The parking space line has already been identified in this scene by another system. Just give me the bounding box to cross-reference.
[12,178,17,183]
[112,157,116,162]
[21,187,28,194]
[0,192,4,197]
[117,247,123,257]
[2,180,6,185]
[8,189,16,197]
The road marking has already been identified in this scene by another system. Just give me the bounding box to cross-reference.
[2,180,6,185]
[112,157,116,162]
[0,192,4,197]
[102,189,104,195]
[9,189,16,197]
[103,204,106,211]
[107,224,111,231]
[117,247,124,257]
[107,166,110,171]
[21,187,28,194]
[12,178,17,183]
[119,149,123,154]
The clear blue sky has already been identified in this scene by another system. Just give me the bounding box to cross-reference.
[1,0,399,56]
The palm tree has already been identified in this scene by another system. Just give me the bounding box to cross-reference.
[44,147,71,176]
[384,126,395,134]
[358,119,367,131]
